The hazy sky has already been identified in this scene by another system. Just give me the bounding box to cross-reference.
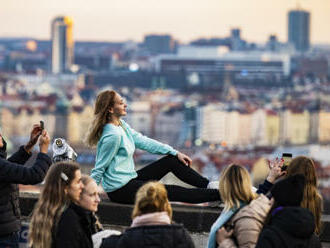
[1,0,329,44]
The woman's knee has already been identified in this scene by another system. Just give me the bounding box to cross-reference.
[162,154,179,164]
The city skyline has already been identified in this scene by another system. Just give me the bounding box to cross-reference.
[0,0,329,44]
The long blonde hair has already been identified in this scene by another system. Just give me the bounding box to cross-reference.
[132,181,172,220]
[80,174,103,231]
[219,164,257,211]
[29,162,80,248]
[287,156,323,235]
[85,90,117,147]
[80,174,94,196]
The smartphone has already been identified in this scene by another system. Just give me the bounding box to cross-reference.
[281,153,293,171]
[40,121,44,130]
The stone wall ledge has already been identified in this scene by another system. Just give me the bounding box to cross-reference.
[19,192,330,244]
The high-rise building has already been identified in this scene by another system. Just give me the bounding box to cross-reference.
[230,28,246,51]
[288,10,310,52]
[266,35,279,51]
[231,28,241,39]
[51,16,74,74]
[144,35,174,54]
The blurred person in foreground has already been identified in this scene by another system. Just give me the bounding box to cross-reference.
[208,161,284,248]
[29,162,84,248]
[100,181,195,248]
[286,156,323,235]
[0,124,51,248]
[86,90,220,205]
[255,174,321,248]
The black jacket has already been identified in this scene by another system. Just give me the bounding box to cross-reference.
[101,224,195,248]
[53,203,99,248]
[0,142,51,236]
[255,207,321,248]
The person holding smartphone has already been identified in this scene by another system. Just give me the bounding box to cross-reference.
[0,124,51,248]
[255,174,321,248]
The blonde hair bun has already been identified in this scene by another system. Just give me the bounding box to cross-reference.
[132,181,172,220]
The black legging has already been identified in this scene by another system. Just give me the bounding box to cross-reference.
[107,155,220,204]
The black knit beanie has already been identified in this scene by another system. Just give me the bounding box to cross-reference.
[271,174,306,207]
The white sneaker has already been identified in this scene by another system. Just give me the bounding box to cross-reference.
[207,181,219,189]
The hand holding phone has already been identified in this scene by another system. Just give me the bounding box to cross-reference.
[40,121,44,130]
[267,157,287,183]
[25,123,44,152]
[281,153,292,171]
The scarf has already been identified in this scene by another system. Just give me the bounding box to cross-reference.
[207,203,246,248]
[131,211,171,227]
